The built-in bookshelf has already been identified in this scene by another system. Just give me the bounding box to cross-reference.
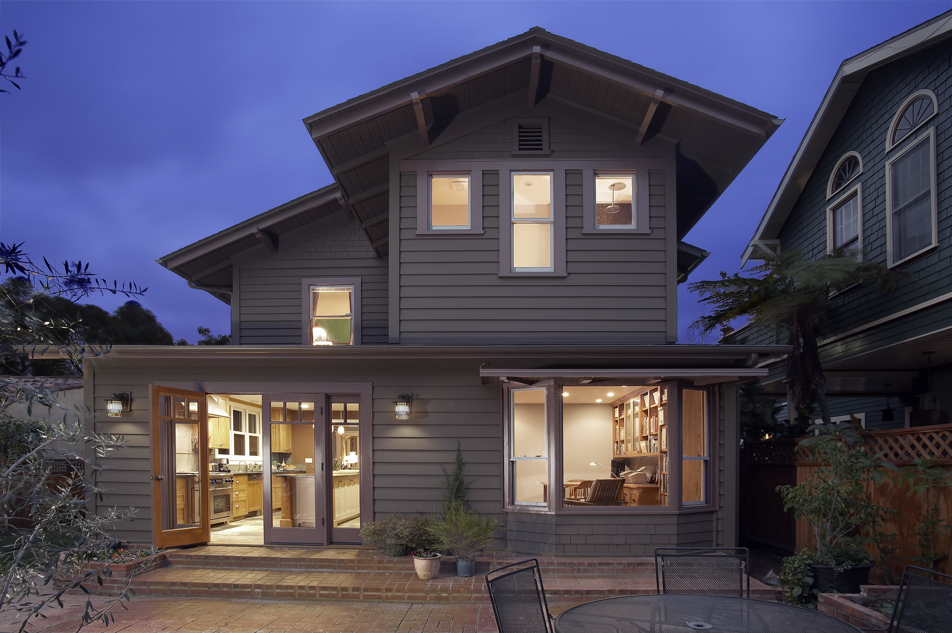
[611,386,668,503]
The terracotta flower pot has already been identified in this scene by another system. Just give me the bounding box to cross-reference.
[413,554,442,580]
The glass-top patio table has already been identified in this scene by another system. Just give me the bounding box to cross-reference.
[553,595,862,633]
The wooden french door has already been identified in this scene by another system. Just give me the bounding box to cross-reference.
[150,386,210,548]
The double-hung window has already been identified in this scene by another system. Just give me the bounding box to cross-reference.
[303,279,361,346]
[885,90,938,266]
[887,132,936,265]
[826,153,863,259]
[231,404,260,458]
[511,172,555,271]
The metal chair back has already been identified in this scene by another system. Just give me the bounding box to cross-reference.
[889,565,952,633]
[485,558,554,633]
[655,547,750,598]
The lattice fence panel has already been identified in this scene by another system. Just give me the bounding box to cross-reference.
[864,426,952,465]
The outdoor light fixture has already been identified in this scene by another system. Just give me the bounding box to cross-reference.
[106,393,131,417]
[394,394,413,420]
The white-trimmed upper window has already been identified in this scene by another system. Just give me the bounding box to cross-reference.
[511,172,554,272]
[302,279,361,346]
[409,163,483,235]
[499,168,566,276]
[595,173,635,229]
[827,187,862,258]
[828,153,862,198]
[888,90,937,149]
[429,174,471,229]
[886,130,936,266]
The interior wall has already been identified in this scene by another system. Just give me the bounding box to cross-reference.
[562,403,613,480]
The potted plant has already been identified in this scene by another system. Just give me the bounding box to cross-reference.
[776,421,895,603]
[411,548,442,580]
[428,499,500,577]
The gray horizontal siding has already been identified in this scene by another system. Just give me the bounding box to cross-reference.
[398,119,672,344]
[236,221,388,345]
[88,355,503,544]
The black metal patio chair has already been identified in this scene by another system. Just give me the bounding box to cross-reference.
[485,558,554,633]
[867,564,952,633]
[655,547,750,598]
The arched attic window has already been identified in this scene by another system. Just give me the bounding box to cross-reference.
[828,152,862,198]
[888,90,937,149]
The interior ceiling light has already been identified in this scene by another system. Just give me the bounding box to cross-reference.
[606,181,625,213]
[450,179,467,191]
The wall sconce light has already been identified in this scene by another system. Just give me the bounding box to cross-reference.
[337,424,345,435]
[106,393,132,417]
[344,451,358,468]
[394,394,413,420]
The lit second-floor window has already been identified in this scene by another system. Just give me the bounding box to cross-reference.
[309,285,355,345]
[595,173,635,229]
[511,172,554,271]
[429,174,471,229]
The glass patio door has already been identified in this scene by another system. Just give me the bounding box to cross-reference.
[263,394,326,544]
[329,397,361,543]
[151,386,210,548]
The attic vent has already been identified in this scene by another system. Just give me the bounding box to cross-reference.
[513,119,550,154]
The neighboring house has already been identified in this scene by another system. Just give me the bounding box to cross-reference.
[84,29,783,554]
[741,10,952,434]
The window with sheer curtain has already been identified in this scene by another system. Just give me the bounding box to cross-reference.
[887,134,935,264]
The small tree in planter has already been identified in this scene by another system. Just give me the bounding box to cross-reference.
[428,499,499,577]
[777,421,895,603]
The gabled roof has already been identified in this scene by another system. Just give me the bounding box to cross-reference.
[160,28,780,300]
[743,10,952,263]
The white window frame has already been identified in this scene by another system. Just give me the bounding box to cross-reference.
[887,90,938,151]
[827,152,863,199]
[499,167,566,276]
[583,167,651,234]
[826,184,863,259]
[885,129,937,267]
[411,163,483,235]
[229,402,261,458]
[301,278,361,346]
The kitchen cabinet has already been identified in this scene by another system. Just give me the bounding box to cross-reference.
[332,471,360,526]
[232,474,248,519]
[271,481,282,511]
[248,474,263,514]
[270,424,292,453]
[209,416,230,450]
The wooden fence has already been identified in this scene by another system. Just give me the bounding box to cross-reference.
[742,424,952,577]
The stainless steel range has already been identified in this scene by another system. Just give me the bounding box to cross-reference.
[209,471,233,525]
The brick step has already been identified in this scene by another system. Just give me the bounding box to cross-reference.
[123,546,779,604]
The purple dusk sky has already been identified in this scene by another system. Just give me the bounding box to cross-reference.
[2,1,949,342]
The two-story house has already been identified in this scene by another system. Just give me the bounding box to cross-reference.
[84,28,782,554]
[742,11,952,434]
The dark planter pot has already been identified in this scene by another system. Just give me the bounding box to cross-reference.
[456,557,476,577]
[811,563,872,594]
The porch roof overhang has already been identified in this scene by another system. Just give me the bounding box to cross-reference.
[743,10,952,263]
[479,367,769,387]
[159,28,780,303]
[82,343,788,368]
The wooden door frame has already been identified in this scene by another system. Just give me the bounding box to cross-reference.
[150,385,211,548]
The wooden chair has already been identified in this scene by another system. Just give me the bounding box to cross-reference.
[654,547,750,598]
[563,478,623,506]
[484,558,554,633]
[571,480,593,501]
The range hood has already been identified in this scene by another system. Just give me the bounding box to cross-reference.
[207,396,230,418]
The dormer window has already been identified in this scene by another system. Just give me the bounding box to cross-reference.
[888,90,937,149]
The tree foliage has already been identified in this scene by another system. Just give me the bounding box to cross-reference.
[1,243,145,631]
[0,30,26,93]
[690,250,899,425]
